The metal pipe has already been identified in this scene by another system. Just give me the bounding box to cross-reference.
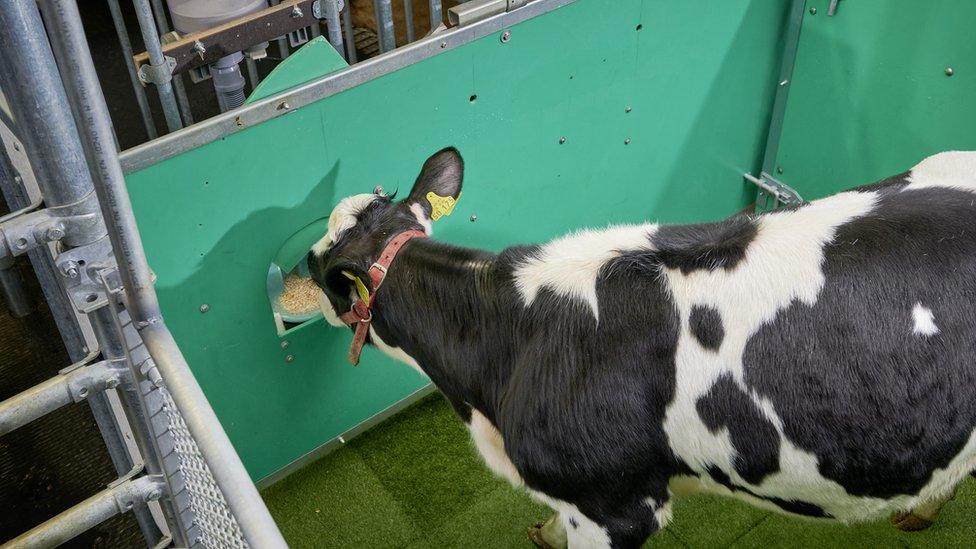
[0,359,117,436]
[322,0,345,56]
[0,256,31,317]
[403,0,415,42]
[270,0,290,59]
[132,0,183,132]
[1,475,160,548]
[429,0,442,30]
[341,2,358,63]
[107,0,157,141]
[42,1,287,546]
[148,0,195,126]
[245,56,261,93]
[0,0,105,248]
[374,0,396,52]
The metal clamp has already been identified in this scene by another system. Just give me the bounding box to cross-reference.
[744,172,804,209]
[60,358,127,403]
[138,56,177,86]
[311,0,344,19]
[109,470,166,514]
[0,204,101,261]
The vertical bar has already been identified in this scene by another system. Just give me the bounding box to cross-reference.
[0,257,31,318]
[132,0,183,133]
[374,0,396,52]
[341,3,358,63]
[322,0,345,56]
[245,56,260,93]
[403,0,415,42]
[429,0,443,31]
[0,0,105,247]
[41,1,288,545]
[149,0,194,125]
[106,0,157,141]
[269,0,290,59]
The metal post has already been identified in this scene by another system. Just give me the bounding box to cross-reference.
[132,0,183,133]
[0,1,106,248]
[374,0,396,52]
[403,0,415,42]
[341,2,358,63]
[270,0,291,59]
[41,1,288,546]
[107,0,157,141]
[149,0,194,125]
[245,56,261,92]
[1,475,162,549]
[322,0,345,56]
[429,0,442,31]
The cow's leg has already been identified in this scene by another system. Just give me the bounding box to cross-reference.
[527,513,567,549]
[890,486,959,531]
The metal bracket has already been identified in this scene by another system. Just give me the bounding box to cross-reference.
[744,172,804,210]
[55,235,119,313]
[59,358,127,403]
[311,0,344,19]
[109,471,166,514]
[0,203,101,261]
[138,56,177,86]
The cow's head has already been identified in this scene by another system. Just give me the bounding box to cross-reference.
[307,147,463,327]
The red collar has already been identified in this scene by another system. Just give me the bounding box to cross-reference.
[338,230,426,365]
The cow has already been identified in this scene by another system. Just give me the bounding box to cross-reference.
[307,147,976,548]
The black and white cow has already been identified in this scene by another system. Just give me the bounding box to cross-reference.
[307,148,976,548]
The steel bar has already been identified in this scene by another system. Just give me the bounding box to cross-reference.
[107,0,157,140]
[0,0,105,248]
[148,0,195,125]
[120,0,576,173]
[245,56,261,92]
[403,0,416,42]
[341,3,358,63]
[0,359,117,436]
[759,0,806,180]
[44,0,287,546]
[322,0,345,56]
[1,475,161,548]
[429,0,442,30]
[133,0,183,132]
[375,0,396,52]
[270,0,291,59]
[0,256,31,317]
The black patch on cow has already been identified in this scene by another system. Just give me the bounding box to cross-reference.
[742,186,976,498]
[697,374,780,484]
[705,465,829,518]
[568,517,578,529]
[652,215,757,274]
[689,305,724,350]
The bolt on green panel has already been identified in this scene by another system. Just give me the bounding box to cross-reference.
[124,0,790,482]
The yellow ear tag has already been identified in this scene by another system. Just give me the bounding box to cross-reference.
[426,191,460,221]
[342,271,371,302]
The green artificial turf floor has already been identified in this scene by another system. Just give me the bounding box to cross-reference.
[262,394,976,548]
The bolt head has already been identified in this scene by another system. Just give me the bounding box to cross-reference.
[559,137,566,144]
[277,101,291,110]
[469,214,478,222]
[280,340,290,349]
[78,387,89,398]
[106,377,120,389]
[625,106,632,113]
[440,41,447,49]
[945,67,954,76]
[291,6,303,18]
[46,227,65,241]
[14,238,28,250]
[777,166,784,174]
[60,261,79,278]
[285,355,295,363]
[199,304,210,313]
[809,7,817,14]
[147,490,162,501]
[373,185,385,196]
[501,30,512,43]
[624,138,632,145]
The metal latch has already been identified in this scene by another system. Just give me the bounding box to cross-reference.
[744,172,804,210]
[449,0,529,27]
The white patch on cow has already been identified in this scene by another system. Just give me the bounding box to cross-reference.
[529,492,611,549]
[318,290,345,328]
[311,193,378,256]
[643,495,674,528]
[468,410,524,487]
[912,303,939,336]
[906,151,976,193]
[370,328,426,376]
[409,202,433,235]
[661,190,900,522]
[512,224,657,320]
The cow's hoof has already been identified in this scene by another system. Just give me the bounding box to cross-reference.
[890,511,934,531]
[528,522,557,549]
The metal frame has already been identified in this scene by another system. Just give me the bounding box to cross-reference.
[120,0,575,173]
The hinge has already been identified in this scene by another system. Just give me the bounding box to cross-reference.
[744,172,804,210]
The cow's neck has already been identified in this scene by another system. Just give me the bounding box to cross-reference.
[370,237,514,422]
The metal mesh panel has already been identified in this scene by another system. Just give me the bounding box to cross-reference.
[161,389,248,549]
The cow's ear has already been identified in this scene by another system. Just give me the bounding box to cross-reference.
[404,147,463,222]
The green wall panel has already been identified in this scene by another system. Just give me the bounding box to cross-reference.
[124,0,789,481]
[776,0,976,198]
